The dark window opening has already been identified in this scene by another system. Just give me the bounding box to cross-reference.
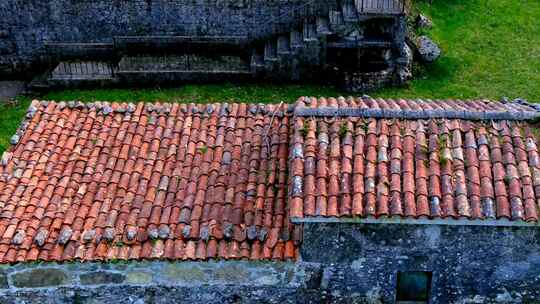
[361,18,394,41]
[358,49,391,72]
[326,48,359,72]
[396,271,432,303]
[326,48,390,73]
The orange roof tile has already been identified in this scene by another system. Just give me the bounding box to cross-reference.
[2,96,540,263]
[289,97,540,222]
[0,100,299,263]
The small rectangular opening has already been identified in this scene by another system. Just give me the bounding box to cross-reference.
[361,18,395,40]
[396,271,432,303]
[326,48,390,73]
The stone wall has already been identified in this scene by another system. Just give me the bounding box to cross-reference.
[341,68,394,92]
[301,222,540,303]
[1,223,538,303]
[0,260,331,304]
[0,0,311,76]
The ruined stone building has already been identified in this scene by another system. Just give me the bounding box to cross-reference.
[0,97,539,303]
[0,0,411,92]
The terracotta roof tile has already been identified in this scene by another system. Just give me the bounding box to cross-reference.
[0,100,294,263]
[2,97,540,263]
[291,97,540,223]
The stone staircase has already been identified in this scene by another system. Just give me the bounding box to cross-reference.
[36,0,408,91]
[249,0,408,84]
[116,54,252,84]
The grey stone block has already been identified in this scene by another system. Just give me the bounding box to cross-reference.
[416,35,441,63]
[0,271,7,289]
[125,271,153,285]
[11,268,69,288]
[79,271,126,285]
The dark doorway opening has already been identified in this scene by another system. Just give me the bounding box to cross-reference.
[326,48,390,73]
[396,271,432,303]
[361,18,395,41]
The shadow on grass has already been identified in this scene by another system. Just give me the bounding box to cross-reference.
[40,83,345,104]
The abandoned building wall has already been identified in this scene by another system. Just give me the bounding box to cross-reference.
[0,0,310,76]
[301,222,540,303]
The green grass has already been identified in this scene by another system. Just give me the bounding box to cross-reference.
[0,99,31,153]
[41,84,343,104]
[2,0,540,153]
[377,0,540,100]
[31,0,540,103]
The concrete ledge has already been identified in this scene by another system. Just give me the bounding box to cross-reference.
[44,43,115,59]
[114,36,250,50]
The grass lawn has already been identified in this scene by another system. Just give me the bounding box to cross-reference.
[40,84,344,104]
[377,0,540,100]
[1,0,539,152]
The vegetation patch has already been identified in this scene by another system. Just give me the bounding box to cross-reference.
[377,0,540,101]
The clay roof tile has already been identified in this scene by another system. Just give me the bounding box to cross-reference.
[2,97,540,263]
[291,97,540,223]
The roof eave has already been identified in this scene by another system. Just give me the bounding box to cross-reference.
[291,216,540,228]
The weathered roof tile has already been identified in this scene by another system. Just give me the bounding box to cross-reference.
[290,97,540,223]
[2,97,540,263]
[0,101,294,263]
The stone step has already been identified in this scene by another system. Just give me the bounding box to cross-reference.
[290,29,304,49]
[303,20,318,42]
[327,38,393,49]
[114,35,249,52]
[28,72,52,91]
[264,40,278,61]
[50,61,114,81]
[115,55,252,83]
[44,42,114,60]
[329,10,344,29]
[117,55,250,73]
[116,70,253,83]
[316,17,332,35]
[277,35,292,55]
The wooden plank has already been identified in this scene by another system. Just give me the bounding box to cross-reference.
[357,0,404,14]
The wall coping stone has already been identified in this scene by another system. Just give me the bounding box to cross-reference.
[294,106,540,121]
[0,260,316,293]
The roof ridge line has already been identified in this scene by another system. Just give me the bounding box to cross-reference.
[4,99,293,152]
[294,106,540,121]
[26,100,293,114]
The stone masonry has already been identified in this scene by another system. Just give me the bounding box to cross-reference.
[0,0,410,92]
[1,223,540,303]
[0,0,308,76]
[0,261,329,304]
[301,222,540,303]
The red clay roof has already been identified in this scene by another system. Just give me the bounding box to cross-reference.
[1,97,540,263]
[290,97,540,222]
[0,101,298,263]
